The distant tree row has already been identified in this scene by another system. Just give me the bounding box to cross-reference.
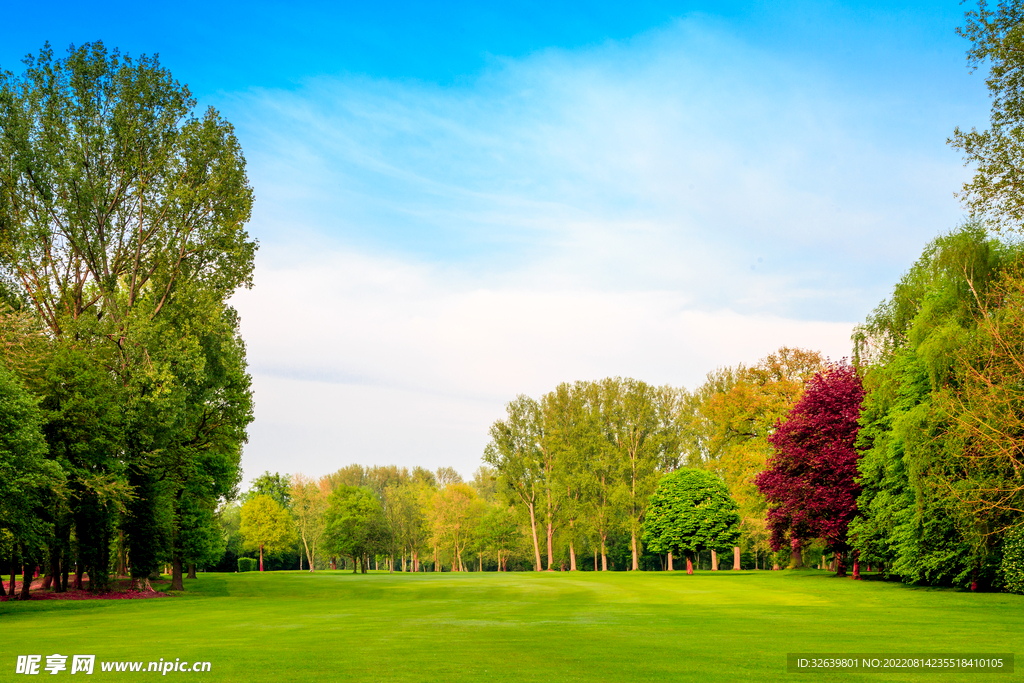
[255,226,1024,589]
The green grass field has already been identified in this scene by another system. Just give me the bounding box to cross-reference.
[2,570,1021,682]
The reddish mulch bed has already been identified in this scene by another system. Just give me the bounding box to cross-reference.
[1,577,171,601]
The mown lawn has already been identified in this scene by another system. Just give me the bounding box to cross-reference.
[1,569,1021,682]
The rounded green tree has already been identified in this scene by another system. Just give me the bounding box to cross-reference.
[641,468,740,574]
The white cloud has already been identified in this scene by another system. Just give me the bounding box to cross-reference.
[219,17,975,482]
[232,248,854,479]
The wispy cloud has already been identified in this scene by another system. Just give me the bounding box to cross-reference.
[222,17,976,479]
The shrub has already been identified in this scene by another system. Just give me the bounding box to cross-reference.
[237,557,257,573]
[1001,526,1024,594]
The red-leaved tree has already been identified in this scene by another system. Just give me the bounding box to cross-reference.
[755,362,865,576]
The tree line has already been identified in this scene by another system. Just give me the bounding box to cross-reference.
[6,2,1024,594]
[232,221,1024,591]
[0,43,255,597]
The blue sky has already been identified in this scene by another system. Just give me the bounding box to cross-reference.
[2,2,992,481]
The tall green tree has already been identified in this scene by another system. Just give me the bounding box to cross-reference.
[951,1,1024,232]
[601,377,662,571]
[851,226,1019,588]
[290,474,328,572]
[0,41,257,592]
[483,395,545,571]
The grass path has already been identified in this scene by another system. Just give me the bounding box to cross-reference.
[2,570,1021,682]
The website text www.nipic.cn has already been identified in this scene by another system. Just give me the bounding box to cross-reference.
[15,655,212,675]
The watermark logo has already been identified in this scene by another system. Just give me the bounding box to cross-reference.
[14,655,210,675]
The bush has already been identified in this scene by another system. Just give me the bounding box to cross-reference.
[238,557,257,573]
[1001,526,1024,594]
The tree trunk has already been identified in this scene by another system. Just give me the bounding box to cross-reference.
[546,519,555,571]
[789,537,803,569]
[10,561,17,599]
[852,551,860,580]
[631,532,639,571]
[259,544,264,572]
[667,552,674,571]
[733,546,741,570]
[187,563,197,580]
[569,542,576,571]
[20,562,32,600]
[527,503,542,571]
[601,537,608,571]
[835,551,847,577]
[171,555,184,591]
[711,550,718,571]
[0,570,5,597]
[686,554,693,575]
[73,565,83,590]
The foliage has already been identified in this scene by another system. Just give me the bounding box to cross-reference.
[950,1,1024,231]
[641,468,740,560]
[0,41,256,592]
[245,472,292,508]
[851,226,1022,587]
[324,486,389,572]
[1001,525,1024,594]
[290,474,328,571]
[684,347,824,559]
[756,362,864,571]
[0,361,62,556]
[429,483,485,571]
[237,557,257,573]
[483,395,545,571]
[239,495,296,570]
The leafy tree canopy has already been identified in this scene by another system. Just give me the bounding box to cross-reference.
[756,361,864,567]
[641,468,740,558]
[951,1,1024,231]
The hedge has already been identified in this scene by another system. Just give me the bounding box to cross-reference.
[1002,526,1024,594]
